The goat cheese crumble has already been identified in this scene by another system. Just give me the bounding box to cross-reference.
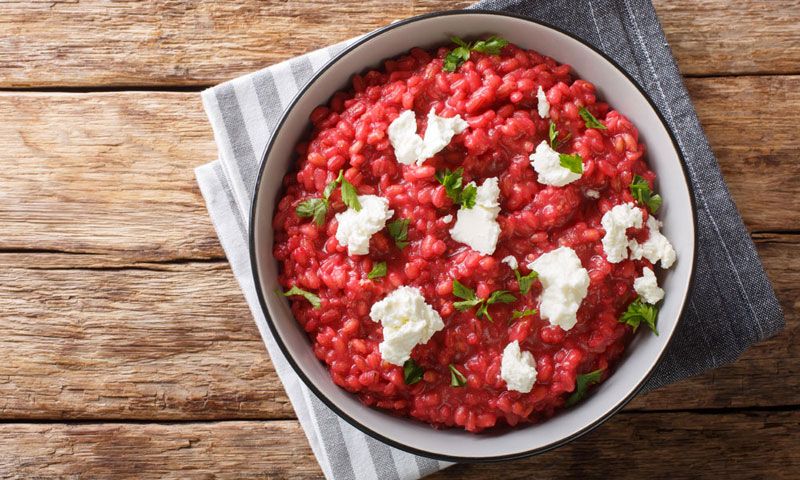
[634,267,665,304]
[387,108,468,166]
[501,340,538,393]
[528,246,590,331]
[334,195,394,256]
[537,86,550,119]
[530,141,582,186]
[600,202,643,263]
[449,177,501,255]
[369,286,445,366]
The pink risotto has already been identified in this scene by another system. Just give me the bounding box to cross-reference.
[272,36,674,432]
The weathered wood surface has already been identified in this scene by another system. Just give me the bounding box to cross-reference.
[0,0,798,477]
[1,75,797,266]
[1,411,798,479]
[0,0,798,88]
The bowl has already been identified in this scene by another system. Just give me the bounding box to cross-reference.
[249,10,696,462]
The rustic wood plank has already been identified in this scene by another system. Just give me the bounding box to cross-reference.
[0,421,322,479]
[0,0,797,88]
[0,91,224,262]
[685,75,800,233]
[0,257,292,420]
[1,411,798,478]
[0,76,797,267]
[0,233,794,420]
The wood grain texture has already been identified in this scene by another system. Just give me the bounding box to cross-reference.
[0,0,798,88]
[0,76,797,267]
[0,233,795,420]
[1,411,798,478]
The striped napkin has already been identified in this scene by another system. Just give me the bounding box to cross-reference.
[195,0,784,478]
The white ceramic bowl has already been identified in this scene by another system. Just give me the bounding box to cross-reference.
[250,10,696,462]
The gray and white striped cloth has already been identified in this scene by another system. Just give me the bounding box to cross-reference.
[195,1,783,478]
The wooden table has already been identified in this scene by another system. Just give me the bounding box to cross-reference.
[1,1,797,477]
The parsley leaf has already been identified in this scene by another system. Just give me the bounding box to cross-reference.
[460,183,478,209]
[452,279,476,301]
[548,121,571,150]
[386,218,410,249]
[514,269,539,294]
[403,359,424,385]
[511,308,538,320]
[565,369,604,407]
[619,297,659,334]
[367,261,387,280]
[443,35,509,72]
[323,171,342,199]
[296,198,328,226]
[278,286,321,309]
[559,153,584,174]
[487,290,516,305]
[435,168,478,208]
[296,170,358,225]
[451,280,516,322]
[443,46,470,72]
[435,168,464,202]
[470,36,509,55]
[449,364,467,387]
[630,174,662,213]
[340,177,361,211]
[578,107,607,130]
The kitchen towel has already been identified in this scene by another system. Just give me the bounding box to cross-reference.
[195,0,785,478]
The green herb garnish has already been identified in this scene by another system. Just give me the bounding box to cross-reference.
[367,261,387,280]
[578,107,607,130]
[619,297,659,334]
[443,35,509,72]
[403,359,424,385]
[565,369,604,406]
[386,218,410,249]
[435,168,478,208]
[548,121,571,150]
[277,286,321,309]
[452,279,516,322]
[340,176,361,211]
[559,153,584,174]
[449,364,467,387]
[514,269,539,295]
[296,169,360,224]
[630,174,662,214]
[511,308,538,320]
[295,198,328,226]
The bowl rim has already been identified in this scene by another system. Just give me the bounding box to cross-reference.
[248,9,698,462]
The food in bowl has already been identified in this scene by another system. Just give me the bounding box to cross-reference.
[272,35,676,433]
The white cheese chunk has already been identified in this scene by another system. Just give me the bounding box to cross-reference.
[420,108,469,161]
[501,340,538,393]
[441,214,453,224]
[387,108,468,166]
[600,202,643,263]
[528,246,590,331]
[449,177,501,255]
[537,86,550,119]
[585,189,600,199]
[501,255,518,270]
[369,286,445,366]
[334,195,394,256]
[629,216,677,269]
[386,110,425,166]
[634,267,665,304]
[530,141,582,186]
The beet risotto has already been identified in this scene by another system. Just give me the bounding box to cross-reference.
[272,36,676,432]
